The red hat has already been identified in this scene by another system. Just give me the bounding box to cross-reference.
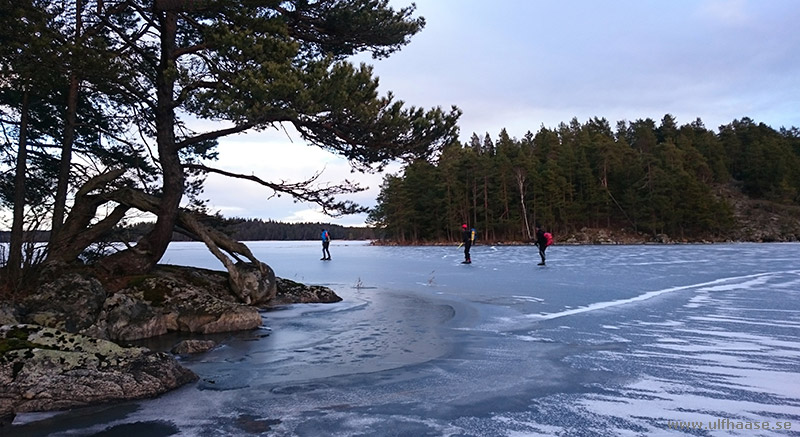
[462,224,467,228]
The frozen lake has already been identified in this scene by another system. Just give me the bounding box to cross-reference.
[8,241,800,436]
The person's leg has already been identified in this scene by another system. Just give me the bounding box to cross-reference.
[465,242,471,263]
[538,247,546,265]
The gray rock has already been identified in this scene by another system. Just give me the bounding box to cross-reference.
[229,261,277,305]
[0,324,196,424]
[0,306,19,326]
[272,278,343,306]
[82,266,263,341]
[81,293,169,341]
[19,273,106,332]
[171,339,216,355]
[0,264,342,421]
[170,296,262,334]
[3,264,339,345]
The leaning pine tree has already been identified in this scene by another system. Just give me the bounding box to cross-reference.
[6,0,460,296]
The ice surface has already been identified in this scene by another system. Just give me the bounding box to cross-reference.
[8,242,800,436]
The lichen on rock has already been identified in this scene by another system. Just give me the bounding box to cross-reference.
[0,324,197,425]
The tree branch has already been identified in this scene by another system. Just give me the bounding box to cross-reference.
[172,80,219,108]
[176,118,270,149]
[102,187,276,302]
[46,169,131,264]
[95,6,159,71]
[184,163,368,216]
[174,43,209,58]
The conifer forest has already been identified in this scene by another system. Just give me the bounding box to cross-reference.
[367,116,800,244]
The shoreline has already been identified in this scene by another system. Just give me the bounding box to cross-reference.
[367,225,800,246]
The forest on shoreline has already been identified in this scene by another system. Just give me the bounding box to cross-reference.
[367,116,800,244]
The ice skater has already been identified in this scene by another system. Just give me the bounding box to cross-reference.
[533,224,549,266]
[461,223,474,264]
[321,228,331,260]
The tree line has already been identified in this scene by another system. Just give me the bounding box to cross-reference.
[367,116,800,243]
[116,218,376,242]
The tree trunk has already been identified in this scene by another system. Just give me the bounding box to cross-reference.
[174,209,275,303]
[471,179,478,227]
[515,168,531,240]
[46,169,129,264]
[50,0,82,243]
[98,11,183,276]
[483,176,489,241]
[7,89,30,286]
[50,180,274,302]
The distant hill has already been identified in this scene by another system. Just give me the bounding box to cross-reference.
[714,183,800,243]
[554,182,800,244]
[0,220,376,244]
[116,218,378,242]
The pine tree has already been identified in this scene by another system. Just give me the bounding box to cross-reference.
[2,0,461,286]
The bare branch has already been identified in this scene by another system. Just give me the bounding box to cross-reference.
[75,168,126,197]
[184,163,368,216]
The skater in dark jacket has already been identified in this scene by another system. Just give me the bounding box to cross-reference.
[461,224,473,264]
[534,224,547,266]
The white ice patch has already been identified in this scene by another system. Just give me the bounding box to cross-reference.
[696,275,771,292]
[655,337,688,344]
[528,271,797,322]
[688,315,800,329]
[514,335,556,342]
[511,295,545,303]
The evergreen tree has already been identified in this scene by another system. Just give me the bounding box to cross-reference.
[1,0,461,288]
[0,0,63,284]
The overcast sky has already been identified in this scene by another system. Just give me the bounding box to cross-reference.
[201,0,800,227]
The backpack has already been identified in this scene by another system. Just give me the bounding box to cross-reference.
[544,232,553,247]
[470,228,477,243]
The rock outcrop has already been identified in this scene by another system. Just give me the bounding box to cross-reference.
[716,184,800,242]
[0,263,342,425]
[87,271,261,341]
[171,339,216,355]
[0,324,197,426]
[272,278,344,305]
[14,264,269,343]
[228,261,277,304]
[17,273,107,332]
[5,264,340,343]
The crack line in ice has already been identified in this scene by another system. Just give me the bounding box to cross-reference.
[526,270,800,322]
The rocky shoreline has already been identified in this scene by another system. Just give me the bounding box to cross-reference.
[0,264,341,426]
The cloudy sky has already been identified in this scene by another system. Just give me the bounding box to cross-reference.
[201,0,800,227]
